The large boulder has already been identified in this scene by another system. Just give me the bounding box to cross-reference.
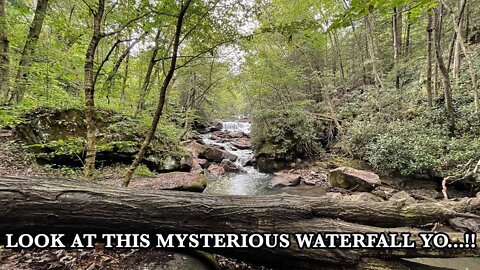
[270,172,301,188]
[14,108,189,173]
[200,145,237,162]
[329,166,381,192]
[232,138,251,150]
[207,164,225,176]
[256,156,288,173]
[220,159,244,172]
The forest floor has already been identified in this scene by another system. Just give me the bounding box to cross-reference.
[0,128,270,270]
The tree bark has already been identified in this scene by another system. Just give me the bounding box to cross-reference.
[392,6,403,90]
[8,0,49,104]
[447,0,480,118]
[426,12,433,107]
[433,3,455,134]
[135,29,161,115]
[365,15,383,89]
[0,0,9,102]
[83,0,105,181]
[124,0,192,187]
[0,177,479,270]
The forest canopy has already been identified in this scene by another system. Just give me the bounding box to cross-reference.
[0,0,479,182]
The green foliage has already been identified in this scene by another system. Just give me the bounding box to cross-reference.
[343,88,480,177]
[135,165,155,177]
[252,107,321,160]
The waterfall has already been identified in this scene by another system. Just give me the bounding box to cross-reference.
[221,121,251,134]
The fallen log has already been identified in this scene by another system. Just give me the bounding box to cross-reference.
[0,176,479,269]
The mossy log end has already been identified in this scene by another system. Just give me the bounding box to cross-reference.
[0,176,479,269]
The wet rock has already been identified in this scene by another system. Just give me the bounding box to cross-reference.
[389,191,416,204]
[228,131,245,139]
[207,121,223,132]
[207,164,225,176]
[329,166,381,192]
[256,156,288,173]
[270,173,301,188]
[192,120,208,134]
[232,138,251,150]
[200,146,237,162]
[220,159,244,172]
[187,142,237,163]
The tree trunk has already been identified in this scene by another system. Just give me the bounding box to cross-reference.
[449,0,480,118]
[124,0,192,187]
[426,12,433,107]
[392,6,403,90]
[83,0,105,181]
[0,0,9,102]
[1,177,479,270]
[434,3,455,134]
[8,0,49,104]
[365,15,383,89]
[135,29,161,115]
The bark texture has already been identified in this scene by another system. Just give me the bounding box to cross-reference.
[0,0,9,101]
[433,3,455,133]
[83,0,105,181]
[426,12,433,107]
[9,0,49,104]
[0,177,479,270]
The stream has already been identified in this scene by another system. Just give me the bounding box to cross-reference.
[199,121,479,270]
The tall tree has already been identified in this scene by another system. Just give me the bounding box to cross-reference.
[136,29,161,115]
[446,0,480,117]
[392,6,402,90]
[0,0,9,102]
[83,0,105,181]
[426,11,433,108]
[8,0,49,104]
[124,0,192,187]
[434,2,455,133]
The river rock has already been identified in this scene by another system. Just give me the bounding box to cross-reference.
[389,191,416,204]
[220,159,243,172]
[232,138,251,149]
[207,164,225,176]
[207,121,223,132]
[329,166,381,192]
[228,131,245,139]
[200,146,237,162]
[256,156,288,173]
[187,142,237,163]
[270,173,301,188]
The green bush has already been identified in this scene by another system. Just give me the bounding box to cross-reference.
[252,107,321,160]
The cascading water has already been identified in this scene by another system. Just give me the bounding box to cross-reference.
[202,121,274,195]
[221,121,251,134]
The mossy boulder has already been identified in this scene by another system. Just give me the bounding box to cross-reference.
[14,108,190,172]
[329,166,382,192]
